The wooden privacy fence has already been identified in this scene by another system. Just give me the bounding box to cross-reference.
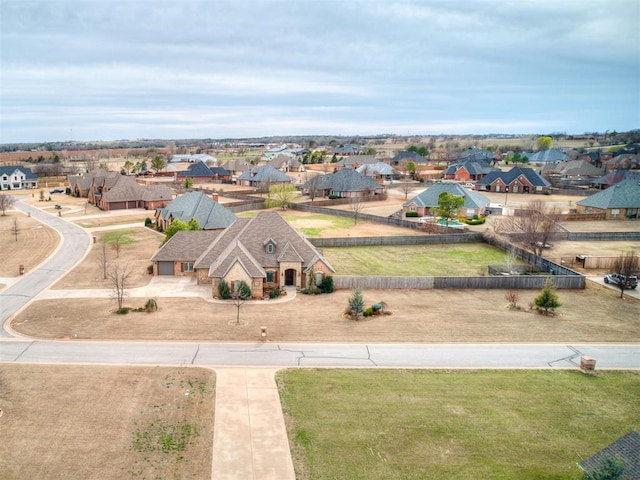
[333,275,585,290]
[567,231,640,241]
[309,233,482,248]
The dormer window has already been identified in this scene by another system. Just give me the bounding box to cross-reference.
[264,238,277,254]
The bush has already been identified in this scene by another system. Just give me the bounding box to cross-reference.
[329,194,341,199]
[147,264,154,274]
[464,217,486,225]
[405,211,419,217]
[319,275,334,293]
[269,289,281,299]
[218,280,232,299]
[144,217,153,227]
[145,298,158,312]
[237,280,252,299]
[363,307,374,317]
[115,307,130,314]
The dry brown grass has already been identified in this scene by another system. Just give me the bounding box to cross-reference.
[11,282,639,342]
[0,364,215,480]
[0,212,59,277]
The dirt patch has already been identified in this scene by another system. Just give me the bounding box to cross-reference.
[11,283,639,342]
[0,212,60,277]
[0,364,215,480]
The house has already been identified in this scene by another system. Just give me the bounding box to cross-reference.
[541,159,604,187]
[69,168,118,198]
[391,151,428,165]
[460,148,495,161]
[219,159,252,176]
[592,170,640,190]
[97,176,173,211]
[0,166,39,190]
[332,143,365,156]
[578,430,640,480]
[268,154,304,173]
[443,158,499,182]
[308,167,385,198]
[356,162,399,182]
[403,183,490,218]
[525,149,569,165]
[475,166,551,194]
[170,154,217,164]
[155,191,237,231]
[176,161,231,183]
[576,179,640,219]
[236,165,292,188]
[334,155,378,169]
[151,211,335,298]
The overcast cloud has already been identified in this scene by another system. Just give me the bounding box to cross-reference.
[1,0,638,143]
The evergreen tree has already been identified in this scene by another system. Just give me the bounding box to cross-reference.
[348,288,365,320]
[218,280,231,299]
[534,279,562,315]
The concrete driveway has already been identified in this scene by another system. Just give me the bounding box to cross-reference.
[587,275,640,300]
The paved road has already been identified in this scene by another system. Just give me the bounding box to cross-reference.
[2,340,639,369]
[0,201,91,337]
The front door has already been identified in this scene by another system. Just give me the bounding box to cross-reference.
[285,268,296,286]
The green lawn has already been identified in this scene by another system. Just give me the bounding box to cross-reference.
[322,244,521,276]
[278,369,640,480]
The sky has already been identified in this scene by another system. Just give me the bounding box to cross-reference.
[1,0,639,144]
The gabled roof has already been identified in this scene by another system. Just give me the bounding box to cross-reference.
[525,149,569,163]
[403,183,490,209]
[177,160,217,178]
[268,154,303,169]
[335,155,377,167]
[391,151,428,163]
[541,159,604,177]
[150,230,221,261]
[477,166,550,188]
[444,158,498,176]
[0,165,38,180]
[333,143,364,155]
[220,159,251,172]
[577,179,640,209]
[578,430,640,480]
[194,211,334,275]
[460,148,495,160]
[314,167,382,193]
[592,170,640,186]
[156,191,237,230]
[237,164,292,183]
[356,162,397,176]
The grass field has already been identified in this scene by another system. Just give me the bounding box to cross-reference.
[278,369,640,480]
[0,365,215,480]
[323,243,523,276]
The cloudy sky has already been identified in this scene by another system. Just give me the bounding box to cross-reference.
[1,0,638,143]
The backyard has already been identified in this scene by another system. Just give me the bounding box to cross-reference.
[278,369,640,480]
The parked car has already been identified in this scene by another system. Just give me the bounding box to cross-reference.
[533,241,553,249]
[604,273,638,289]
[49,188,64,194]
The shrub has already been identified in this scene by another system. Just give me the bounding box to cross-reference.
[115,307,130,314]
[218,280,232,299]
[145,298,158,312]
[363,307,374,317]
[319,275,334,294]
[405,211,419,217]
[144,217,153,227]
[464,217,486,225]
[147,264,154,274]
[237,280,252,299]
[329,194,341,199]
[269,289,281,299]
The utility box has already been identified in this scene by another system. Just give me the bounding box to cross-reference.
[260,326,267,341]
[19,265,25,275]
[580,356,596,372]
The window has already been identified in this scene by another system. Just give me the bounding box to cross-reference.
[266,271,275,283]
[316,272,323,285]
[266,243,274,254]
[182,262,194,272]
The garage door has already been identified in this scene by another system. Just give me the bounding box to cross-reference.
[157,262,174,275]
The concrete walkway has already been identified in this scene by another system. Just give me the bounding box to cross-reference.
[212,368,296,480]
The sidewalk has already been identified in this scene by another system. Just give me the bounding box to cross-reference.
[212,368,296,480]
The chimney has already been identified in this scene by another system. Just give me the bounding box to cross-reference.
[211,192,219,202]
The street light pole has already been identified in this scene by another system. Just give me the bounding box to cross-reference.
[504,186,509,206]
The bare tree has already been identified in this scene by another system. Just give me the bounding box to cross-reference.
[0,193,15,216]
[107,262,131,312]
[495,200,563,256]
[610,251,639,299]
[232,280,252,325]
[349,196,365,225]
[303,172,324,202]
[11,217,20,242]
[98,240,109,280]
[265,183,297,210]
[398,182,414,200]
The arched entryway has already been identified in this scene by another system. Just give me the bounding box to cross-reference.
[284,268,296,286]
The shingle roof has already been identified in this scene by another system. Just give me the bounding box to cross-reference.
[525,149,569,163]
[578,430,640,480]
[268,154,303,170]
[476,166,550,188]
[444,158,497,176]
[315,167,382,193]
[150,230,221,261]
[577,178,640,209]
[460,148,495,160]
[177,161,215,178]
[220,159,251,173]
[194,211,334,276]
[335,155,378,167]
[237,165,292,183]
[356,162,398,176]
[156,191,237,229]
[0,165,38,180]
[391,151,427,163]
[403,183,491,210]
[541,159,604,177]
